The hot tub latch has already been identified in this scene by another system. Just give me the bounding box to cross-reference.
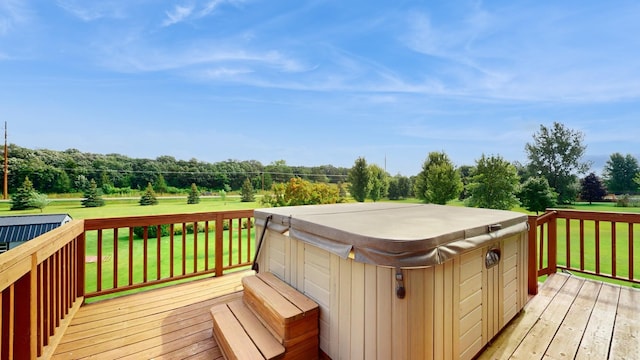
[395,268,406,299]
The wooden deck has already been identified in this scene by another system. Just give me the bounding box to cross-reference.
[479,272,640,360]
[49,270,639,360]
[51,270,251,360]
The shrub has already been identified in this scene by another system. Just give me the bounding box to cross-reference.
[133,224,171,239]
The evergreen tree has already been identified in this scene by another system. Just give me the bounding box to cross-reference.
[82,179,106,207]
[11,177,37,210]
[187,183,200,204]
[466,154,520,210]
[139,182,158,206]
[414,151,462,204]
[347,157,370,202]
[241,178,255,202]
[519,177,557,214]
[580,173,607,205]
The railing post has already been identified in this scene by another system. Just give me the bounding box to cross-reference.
[76,231,85,299]
[548,215,557,274]
[14,271,32,359]
[215,213,224,277]
[527,215,538,295]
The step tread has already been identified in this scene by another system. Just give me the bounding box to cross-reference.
[227,300,285,359]
[242,275,302,322]
[256,272,319,314]
[210,303,284,360]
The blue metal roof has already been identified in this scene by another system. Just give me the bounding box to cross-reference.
[0,214,72,243]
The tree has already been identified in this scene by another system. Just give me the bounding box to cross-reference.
[187,183,200,204]
[29,192,51,212]
[466,155,520,210]
[139,182,158,206]
[241,178,255,202]
[11,177,37,210]
[525,122,590,204]
[388,174,411,200]
[580,172,607,205]
[519,177,557,214]
[414,151,462,205]
[368,165,388,202]
[82,179,106,207]
[603,153,639,194]
[348,157,370,202]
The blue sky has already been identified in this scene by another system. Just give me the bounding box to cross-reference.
[1,0,639,176]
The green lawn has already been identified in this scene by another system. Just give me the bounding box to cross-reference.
[0,196,260,219]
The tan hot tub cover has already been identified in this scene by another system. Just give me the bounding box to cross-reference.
[254,203,528,269]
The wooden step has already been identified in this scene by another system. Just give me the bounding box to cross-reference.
[242,273,319,344]
[210,300,285,360]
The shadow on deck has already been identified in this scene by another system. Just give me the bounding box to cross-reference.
[51,271,639,360]
[52,270,251,360]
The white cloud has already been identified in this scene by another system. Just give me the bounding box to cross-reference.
[55,1,129,21]
[0,0,29,35]
[162,4,195,27]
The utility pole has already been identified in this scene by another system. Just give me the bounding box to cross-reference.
[3,121,7,200]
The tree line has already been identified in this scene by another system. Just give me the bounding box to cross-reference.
[2,146,349,195]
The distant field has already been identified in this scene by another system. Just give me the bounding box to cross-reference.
[0,196,259,219]
[3,195,639,219]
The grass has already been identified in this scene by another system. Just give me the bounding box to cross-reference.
[3,196,640,295]
[0,196,260,219]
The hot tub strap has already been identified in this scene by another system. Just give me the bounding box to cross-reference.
[251,215,272,272]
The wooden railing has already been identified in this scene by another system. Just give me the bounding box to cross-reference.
[83,210,255,299]
[0,220,85,360]
[528,209,640,294]
[1,209,256,359]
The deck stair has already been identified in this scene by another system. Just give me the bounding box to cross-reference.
[210,272,319,360]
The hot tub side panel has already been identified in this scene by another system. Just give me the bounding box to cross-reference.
[255,226,527,360]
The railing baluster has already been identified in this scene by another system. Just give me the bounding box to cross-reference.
[182,223,187,276]
[238,218,242,265]
[611,221,617,278]
[579,219,585,271]
[595,220,601,275]
[157,225,162,281]
[143,226,148,284]
[194,222,198,273]
[97,230,103,292]
[170,224,175,278]
[128,228,134,286]
[205,221,210,270]
[629,223,635,281]
[228,219,233,267]
[565,219,571,269]
[113,228,118,289]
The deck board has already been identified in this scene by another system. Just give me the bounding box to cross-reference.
[480,273,640,360]
[50,270,639,360]
[52,270,250,360]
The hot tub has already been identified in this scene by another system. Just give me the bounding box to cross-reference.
[254,203,529,360]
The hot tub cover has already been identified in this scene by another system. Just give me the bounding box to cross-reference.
[254,203,528,268]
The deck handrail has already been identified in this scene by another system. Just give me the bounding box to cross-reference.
[0,219,85,360]
[1,209,256,360]
[83,209,255,299]
[528,208,640,295]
